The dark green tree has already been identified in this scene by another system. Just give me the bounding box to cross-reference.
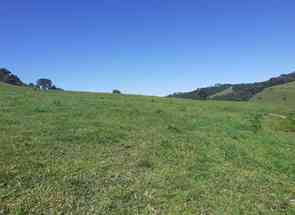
[0,68,23,86]
[112,89,121,94]
[36,79,53,90]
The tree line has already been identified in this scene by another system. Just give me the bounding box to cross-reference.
[0,68,63,91]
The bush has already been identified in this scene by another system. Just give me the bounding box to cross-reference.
[286,113,295,131]
[53,100,62,106]
[33,106,49,113]
[250,113,263,133]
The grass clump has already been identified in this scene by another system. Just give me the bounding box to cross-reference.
[282,112,295,132]
[33,106,50,113]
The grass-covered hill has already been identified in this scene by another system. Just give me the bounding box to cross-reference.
[169,71,295,101]
[252,81,295,107]
[1,83,295,214]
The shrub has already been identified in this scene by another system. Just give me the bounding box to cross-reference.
[250,113,263,133]
[53,100,62,106]
[33,106,49,113]
[168,124,181,133]
[286,113,295,132]
[155,109,163,114]
[137,160,153,169]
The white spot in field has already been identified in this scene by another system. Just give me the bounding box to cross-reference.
[290,199,295,206]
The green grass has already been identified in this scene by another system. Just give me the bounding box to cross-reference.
[251,81,295,109]
[1,82,295,214]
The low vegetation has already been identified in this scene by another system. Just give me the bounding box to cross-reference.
[1,83,295,214]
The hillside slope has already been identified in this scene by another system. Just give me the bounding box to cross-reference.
[252,81,295,107]
[169,71,295,101]
[1,83,295,214]
[209,86,233,99]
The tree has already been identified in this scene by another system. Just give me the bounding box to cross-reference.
[198,89,208,100]
[7,74,23,86]
[36,79,53,90]
[0,68,11,82]
[0,68,24,86]
[112,89,121,94]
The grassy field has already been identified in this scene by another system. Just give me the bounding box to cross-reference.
[1,83,295,214]
[252,81,295,108]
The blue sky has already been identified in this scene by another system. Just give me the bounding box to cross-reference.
[1,0,295,95]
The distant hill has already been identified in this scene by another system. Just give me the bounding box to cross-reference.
[168,71,295,101]
[251,81,295,107]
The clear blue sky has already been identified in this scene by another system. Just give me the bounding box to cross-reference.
[1,0,295,95]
